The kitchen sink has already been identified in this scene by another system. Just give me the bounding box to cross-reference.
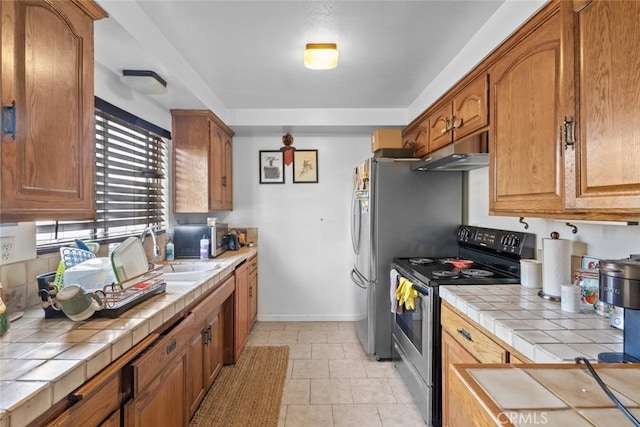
[161,262,221,281]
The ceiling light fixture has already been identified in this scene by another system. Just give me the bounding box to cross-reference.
[304,43,339,70]
[121,70,168,94]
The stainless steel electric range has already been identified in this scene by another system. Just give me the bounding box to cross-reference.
[390,225,535,427]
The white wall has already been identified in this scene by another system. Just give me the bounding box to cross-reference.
[467,168,640,261]
[219,134,371,321]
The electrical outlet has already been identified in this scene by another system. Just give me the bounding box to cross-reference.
[0,236,15,262]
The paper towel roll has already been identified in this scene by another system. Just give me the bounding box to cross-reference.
[542,238,571,298]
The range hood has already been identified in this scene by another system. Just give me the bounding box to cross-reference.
[412,132,489,171]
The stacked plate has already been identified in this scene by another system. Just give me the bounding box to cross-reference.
[110,237,149,282]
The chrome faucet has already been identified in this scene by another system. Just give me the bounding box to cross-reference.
[139,227,160,266]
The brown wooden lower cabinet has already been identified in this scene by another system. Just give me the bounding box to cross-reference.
[442,330,478,427]
[234,260,250,360]
[100,409,121,427]
[36,334,158,427]
[124,352,188,426]
[187,275,234,418]
[32,269,238,427]
[440,301,532,427]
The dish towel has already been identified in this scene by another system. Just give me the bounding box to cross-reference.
[390,269,400,313]
[395,277,418,311]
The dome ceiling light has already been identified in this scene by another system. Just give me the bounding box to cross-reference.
[303,43,339,70]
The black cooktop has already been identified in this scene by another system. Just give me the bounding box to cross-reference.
[392,225,535,286]
[392,257,520,286]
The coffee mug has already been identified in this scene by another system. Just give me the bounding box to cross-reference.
[56,284,105,321]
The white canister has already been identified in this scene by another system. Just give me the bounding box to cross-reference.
[520,259,542,289]
[561,284,581,313]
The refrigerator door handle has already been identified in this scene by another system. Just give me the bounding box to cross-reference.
[350,193,361,254]
[351,268,367,289]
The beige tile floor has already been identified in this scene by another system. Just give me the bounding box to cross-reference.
[246,321,426,427]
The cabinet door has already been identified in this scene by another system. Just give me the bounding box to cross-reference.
[248,256,258,328]
[124,353,187,427]
[452,75,488,141]
[172,113,211,212]
[428,103,453,152]
[209,126,233,211]
[234,261,250,360]
[185,327,206,418]
[442,330,478,427]
[0,0,104,222]
[204,308,224,387]
[209,123,225,211]
[489,5,564,215]
[222,136,233,210]
[403,118,429,158]
[563,0,640,213]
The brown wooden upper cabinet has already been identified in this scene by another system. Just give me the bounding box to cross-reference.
[562,0,640,214]
[488,3,564,216]
[402,116,429,158]
[0,0,106,222]
[489,0,640,220]
[171,110,234,213]
[428,75,489,153]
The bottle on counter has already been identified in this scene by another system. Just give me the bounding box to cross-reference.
[165,234,175,261]
[200,235,210,260]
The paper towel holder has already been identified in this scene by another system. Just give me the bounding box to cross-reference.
[537,289,561,302]
[537,231,563,302]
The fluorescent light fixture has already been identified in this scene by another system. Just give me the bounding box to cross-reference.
[304,43,339,70]
[121,70,167,94]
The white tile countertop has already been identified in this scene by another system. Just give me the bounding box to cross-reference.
[439,284,624,363]
[453,363,640,426]
[0,247,257,427]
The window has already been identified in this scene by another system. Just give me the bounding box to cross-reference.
[36,99,169,250]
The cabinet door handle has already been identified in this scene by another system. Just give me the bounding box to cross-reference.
[1,101,16,140]
[452,116,463,129]
[443,117,451,133]
[222,176,227,187]
[457,328,473,342]
[563,116,575,149]
[166,338,177,354]
[207,326,212,343]
[249,286,253,297]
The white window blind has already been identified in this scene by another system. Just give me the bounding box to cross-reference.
[36,99,169,249]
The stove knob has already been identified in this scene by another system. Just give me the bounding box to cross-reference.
[459,228,471,240]
[511,236,521,247]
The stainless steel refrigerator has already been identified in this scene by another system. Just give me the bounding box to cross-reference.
[350,158,463,360]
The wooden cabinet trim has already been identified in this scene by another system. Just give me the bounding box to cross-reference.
[170,109,234,136]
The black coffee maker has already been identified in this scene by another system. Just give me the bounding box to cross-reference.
[598,258,640,363]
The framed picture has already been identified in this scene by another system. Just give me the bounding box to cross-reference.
[259,150,285,184]
[293,149,318,183]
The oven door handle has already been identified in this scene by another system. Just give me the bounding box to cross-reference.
[410,283,429,296]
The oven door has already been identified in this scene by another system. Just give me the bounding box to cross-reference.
[391,272,434,386]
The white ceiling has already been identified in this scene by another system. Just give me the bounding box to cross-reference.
[93,1,537,134]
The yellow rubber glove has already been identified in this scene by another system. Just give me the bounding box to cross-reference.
[395,277,418,310]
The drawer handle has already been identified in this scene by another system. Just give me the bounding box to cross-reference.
[457,328,473,342]
[166,338,177,355]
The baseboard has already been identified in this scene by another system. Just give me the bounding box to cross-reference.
[257,313,361,322]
